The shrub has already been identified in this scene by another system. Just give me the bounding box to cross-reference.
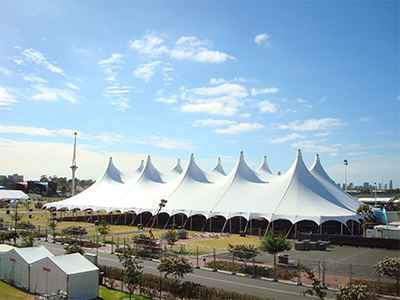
[336,283,376,300]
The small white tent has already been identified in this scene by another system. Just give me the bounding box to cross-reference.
[2,246,53,290]
[0,190,29,201]
[30,253,99,300]
[0,244,14,280]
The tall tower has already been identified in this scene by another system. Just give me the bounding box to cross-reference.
[70,132,78,196]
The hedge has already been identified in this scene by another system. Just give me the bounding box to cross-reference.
[99,265,270,300]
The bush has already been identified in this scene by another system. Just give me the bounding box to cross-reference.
[99,265,269,300]
[353,279,398,297]
[206,260,296,280]
[336,283,376,300]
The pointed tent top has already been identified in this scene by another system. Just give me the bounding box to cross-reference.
[172,158,183,173]
[258,155,273,174]
[102,157,124,183]
[181,153,210,183]
[138,155,163,183]
[297,149,302,158]
[310,153,336,184]
[213,156,226,175]
[228,151,264,183]
[136,160,145,173]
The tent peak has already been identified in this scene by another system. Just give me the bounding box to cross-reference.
[181,153,210,183]
[213,156,226,175]
[258,154,273,174]
[172,158,183,174]
[103,157,124,183]
[136,159,145,173]
[138,155,163,183]
[227,151,264,183]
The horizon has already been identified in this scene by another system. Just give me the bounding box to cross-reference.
[0,1,399,186]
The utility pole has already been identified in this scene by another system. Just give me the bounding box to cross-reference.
[70,132,78,196]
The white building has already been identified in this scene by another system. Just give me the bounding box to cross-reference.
[1,246,53,290]
[30,253,99,300]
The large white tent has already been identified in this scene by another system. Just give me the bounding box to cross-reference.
[46,150,361,230]
[30,253,98,300]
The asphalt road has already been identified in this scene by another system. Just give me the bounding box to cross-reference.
[38,241,337,300]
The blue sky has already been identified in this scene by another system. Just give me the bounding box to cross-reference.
[0,0,399,184]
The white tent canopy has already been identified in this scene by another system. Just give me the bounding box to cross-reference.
[0,190,29,201]
[46,150,361,225]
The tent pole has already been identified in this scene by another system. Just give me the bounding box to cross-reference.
[229,218,232,233]
[243,219,250,235]
[182,215,189,229]
[340,223,344,235]
[164,215,171,229]
[221,219,228,233]
[285,223,294,239]
[264,220,271,237]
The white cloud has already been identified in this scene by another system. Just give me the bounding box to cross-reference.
[110,98,130,112]
[133,135,193,150]
[0,87,17,108]
[133,61,161,82]
[155,96,178,104]
[0,67,11,76]
[21,48,64,76]
[98,53,124,82]
[215,122,264,134]
[209,77,246,85]
[271,133,303,144]
[192,119,236,127]
[192,83,248,98]
[359,117,371,122]
[278,118,346,132]
[181,96,241,116]
[129,34,234,63]
[251,87,279,96]
[291,140,340,156]
[254,33,270,45]
[66,82,80,91]
[259,100,279,113]
[0,125,122,143]
[31,85,78,103]
[23,74,48,84]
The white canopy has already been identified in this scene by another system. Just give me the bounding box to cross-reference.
[46,150,361,225]
[0,190,29,201]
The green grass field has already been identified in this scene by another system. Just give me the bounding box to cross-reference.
[0,281,33,300]
[99,286,149,300]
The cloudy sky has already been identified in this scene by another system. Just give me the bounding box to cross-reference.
[0,0,399,185]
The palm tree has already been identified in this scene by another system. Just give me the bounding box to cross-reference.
[260,234,291,280]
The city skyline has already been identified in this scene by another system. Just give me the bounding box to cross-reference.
[0,1,399,183]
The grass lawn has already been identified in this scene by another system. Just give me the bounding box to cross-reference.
[0,281,34,300]
[176,234,261,254]
[99,286,149,300]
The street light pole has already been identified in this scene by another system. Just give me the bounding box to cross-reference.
[344,159,348,191]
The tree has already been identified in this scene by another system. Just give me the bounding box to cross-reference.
[117,245,143,300]
[158,255,193,282]
[260,234,291,280]
[162,230,178,247]
[64,243,84,255]
[302,268,327,300]
[97,220,110,241]
[48,218,57,243]
[375,257,400,296]
[62,226,88,242]
[228,244,259,266]
[336,283,376,300]
[20,232,34,248]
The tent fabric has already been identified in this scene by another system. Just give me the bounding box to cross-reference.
[0,190,29,201]
[46,150,361,225]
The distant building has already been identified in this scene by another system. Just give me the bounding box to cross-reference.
[389,180,393,190]
[378,183,382,190]
[7,174,24,183]
[363,182,370,189]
